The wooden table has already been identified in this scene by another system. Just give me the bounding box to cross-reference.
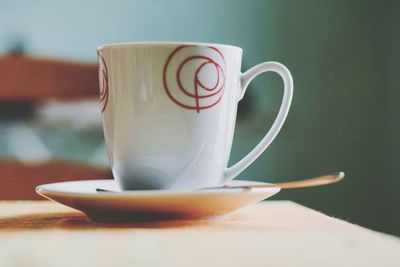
[0,201,399,267]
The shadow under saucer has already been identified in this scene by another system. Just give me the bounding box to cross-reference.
[0,211,215,230]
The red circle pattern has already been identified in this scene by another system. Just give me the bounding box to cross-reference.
[163,46,226,113]
[97,51,109,113]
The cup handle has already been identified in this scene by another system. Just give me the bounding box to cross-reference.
[223,61,294,182]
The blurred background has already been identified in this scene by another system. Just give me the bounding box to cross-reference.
[0,0,398,235]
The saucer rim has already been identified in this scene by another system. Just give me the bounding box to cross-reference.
[36,179,281,199]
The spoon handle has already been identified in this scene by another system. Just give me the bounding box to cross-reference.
[220,172,345,190]
[96,172,345,193]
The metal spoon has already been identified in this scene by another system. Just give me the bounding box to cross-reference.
[96,172,344,192]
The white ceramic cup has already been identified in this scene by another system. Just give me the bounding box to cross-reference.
[97,42,293,190]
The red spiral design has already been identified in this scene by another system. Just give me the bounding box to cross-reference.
[163,45,226,113]
[97,51,109,113]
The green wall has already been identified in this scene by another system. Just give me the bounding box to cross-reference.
[382,0,400,235]
[230,0,399,236]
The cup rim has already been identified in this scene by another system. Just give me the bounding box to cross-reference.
[97,41,243,51]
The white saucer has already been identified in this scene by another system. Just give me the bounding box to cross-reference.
[36,179,280,222]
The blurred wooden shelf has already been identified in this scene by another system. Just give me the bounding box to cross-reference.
[0,54,108,200]
[0,54,98,100]
[0,159,111,200]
